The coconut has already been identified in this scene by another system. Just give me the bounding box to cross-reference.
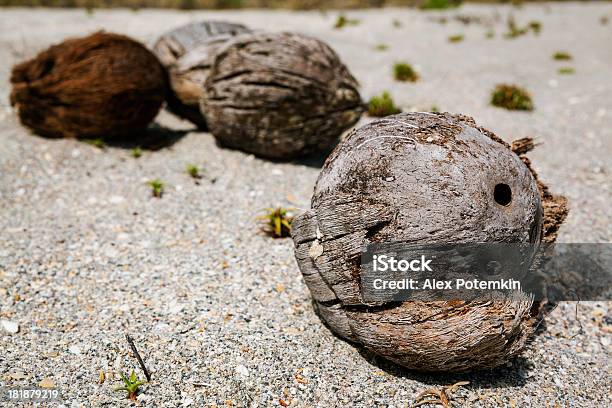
[10,32,167,140]
[291,112,568,372]
[201,32,363,160]
[153,21,251,128]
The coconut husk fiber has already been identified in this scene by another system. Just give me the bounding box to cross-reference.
[153,21,251,128]
[10,31,168,140]
[291,112,568,372]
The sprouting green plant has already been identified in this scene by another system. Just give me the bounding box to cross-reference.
[334,15,360,29]
[147,179,164,198]
[558,67,575,75]
[258,208,293,238]
[430,105,440,113]
[131,147,142,158]
[505,16,541,39]
[84,138,106,149]
[85,6,94,16]
[504,15,528,38]
[448,34,464,43]
[368,92,402,117]
[114,370,146,401]
[553,51,572,61]
[490,84,534,111]
[528,20,542,35]
[420,0,462,10]
[374,43,388,51]
[485,30,495,39]
[393,62,419,82]
[186,164,201,179]
[392,19,402,28]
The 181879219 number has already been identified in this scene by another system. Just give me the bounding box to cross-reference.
[1,386,62,402]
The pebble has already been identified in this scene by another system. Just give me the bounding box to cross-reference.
[235,365,249,378]
[1,319,19,334]
[10,370,27,380]
[39,378,55,389]
[68,345,82,355]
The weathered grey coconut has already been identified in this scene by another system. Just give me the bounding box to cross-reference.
[153,21,251,128]
[201,32,363,159]
[292,112,568,372]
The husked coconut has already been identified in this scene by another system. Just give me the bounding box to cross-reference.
[10,32,168,140]
[201,32,364,159]
[153,21,251,128]
[292,112,568,372]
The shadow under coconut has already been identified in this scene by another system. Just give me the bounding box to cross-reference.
[355,346,532,390]
[291,146,336,168]
[97,123,189,151]
[210,138,337,167]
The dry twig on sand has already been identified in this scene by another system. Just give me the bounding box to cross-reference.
[413,381,470,407]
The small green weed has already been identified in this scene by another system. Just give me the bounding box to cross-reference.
[131,147,142,158]
[259,208,293,238]
[448,34,464,43]
[505,16,542,38]
[186,164,201,179]
[115,370,146,401]
[420,0,461,10]
[334,15,360,29]
[558,67,575,75]
[393,62,419,82]
[147,179,164,198]
[553,51,572,61]
[490,84,534,111]
[367,92,402,117]
[528,20,542,35]
[84,138,106,149]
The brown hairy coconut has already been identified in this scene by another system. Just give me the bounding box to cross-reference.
[153,21,251,128]
[201,32,363,160]
[292,112,568,372]
[10,32,167,140]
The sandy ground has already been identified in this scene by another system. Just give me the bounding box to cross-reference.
[0,3,611,407]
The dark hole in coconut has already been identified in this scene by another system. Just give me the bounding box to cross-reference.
[494,183,512,206]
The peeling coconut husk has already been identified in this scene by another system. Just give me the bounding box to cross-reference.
[153,21,251,128]
[510,137,569,243]
[10,32,167,140]
[292,112,568,372]
[201,32,363,160]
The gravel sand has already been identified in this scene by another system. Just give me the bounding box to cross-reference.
[1,3,610,407]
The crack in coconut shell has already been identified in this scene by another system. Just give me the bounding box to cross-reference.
[292,112,568,372]
[10,32,167,140]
